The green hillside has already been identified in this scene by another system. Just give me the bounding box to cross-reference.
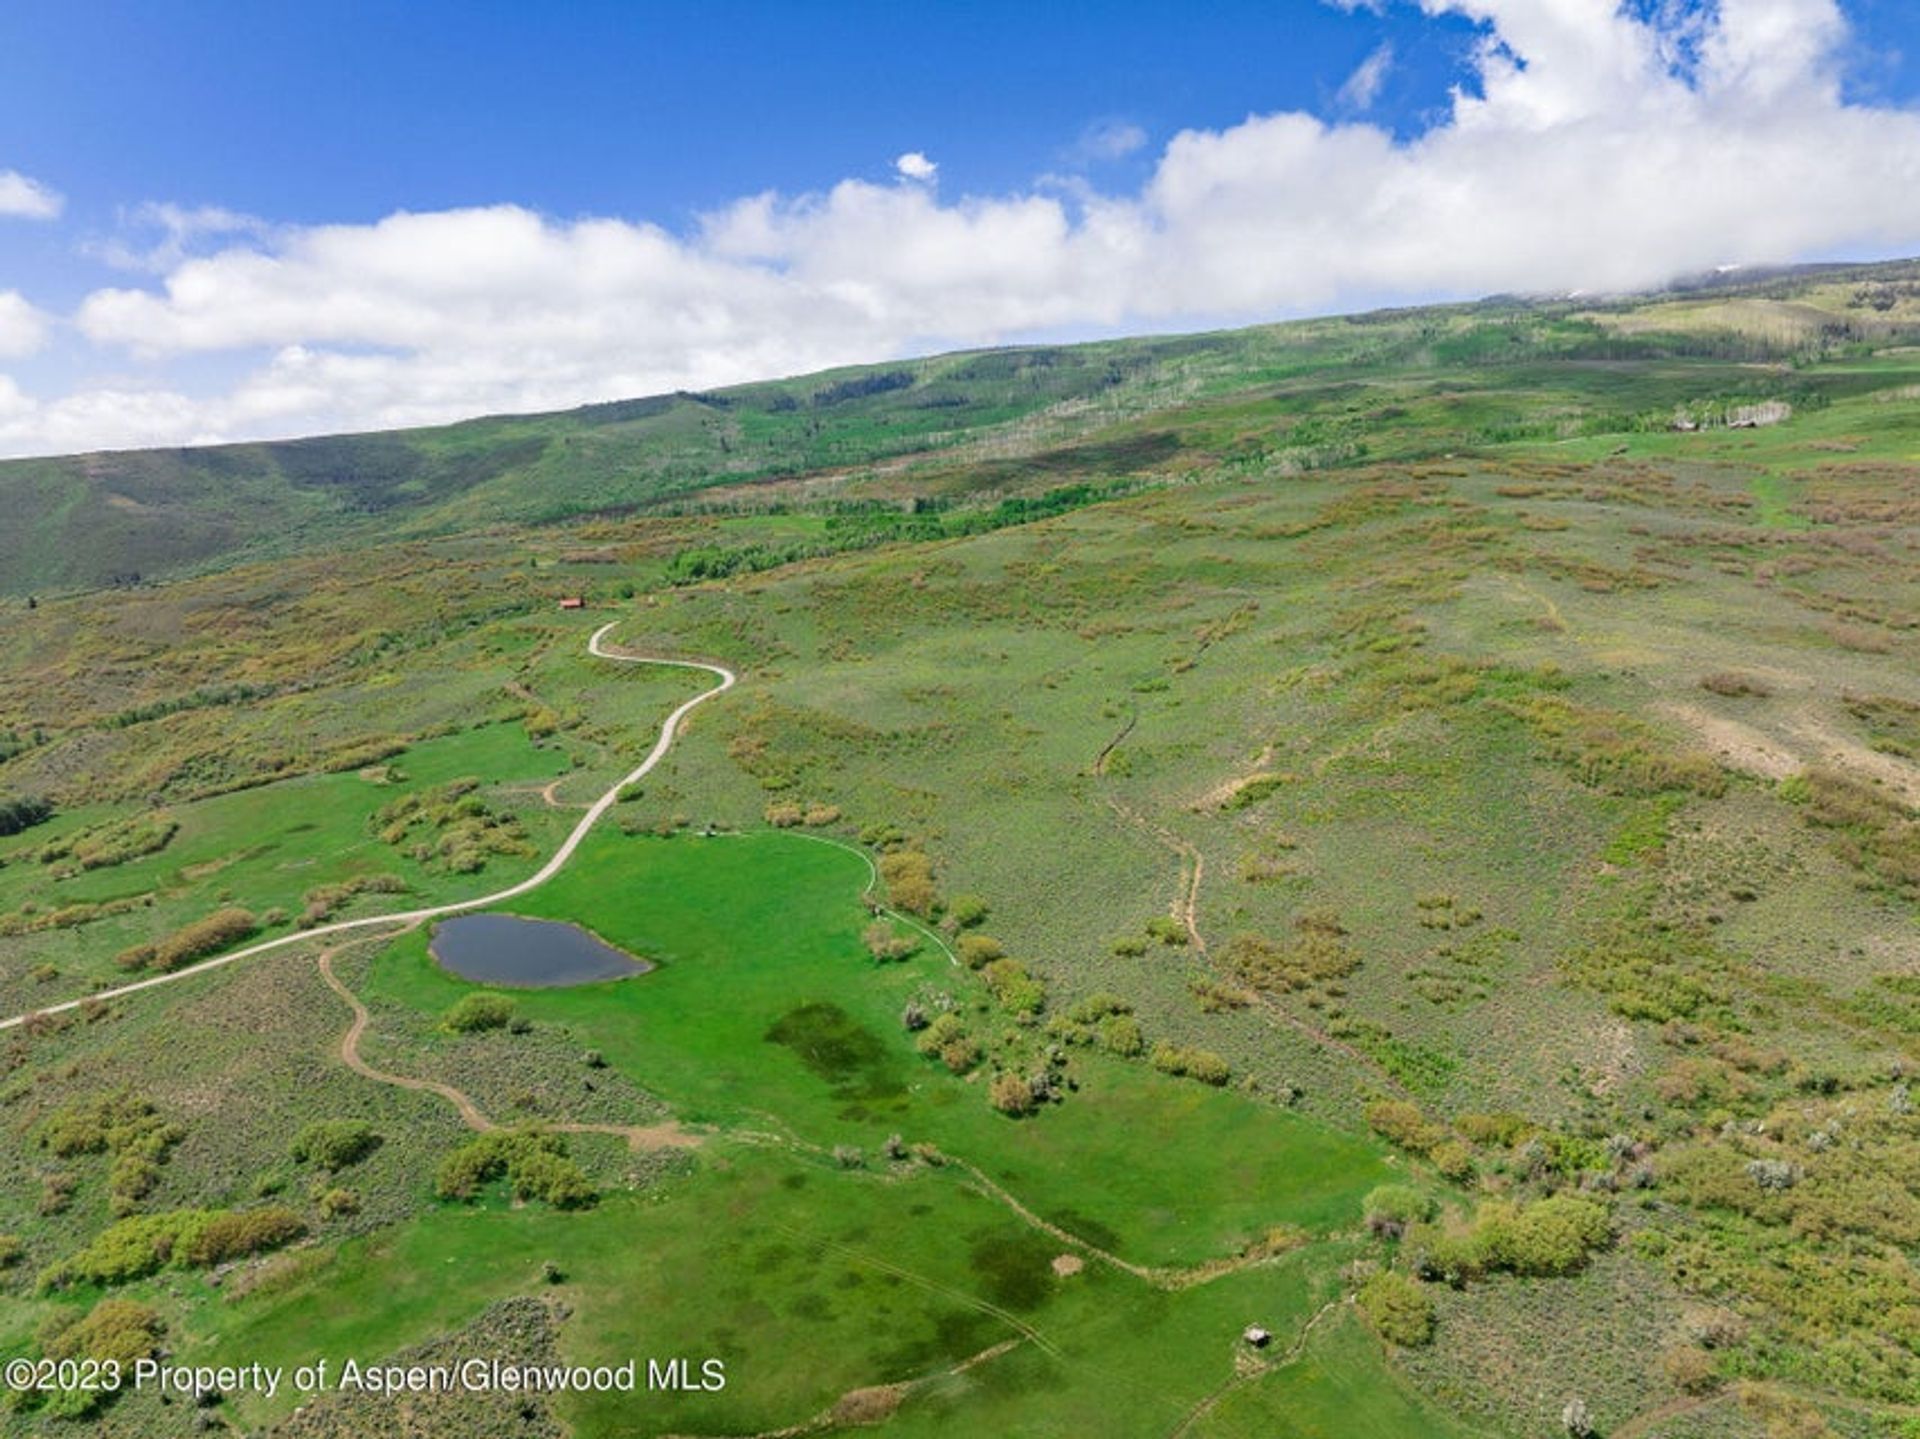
[3,259,1920,1438]
[7,257,1920,597]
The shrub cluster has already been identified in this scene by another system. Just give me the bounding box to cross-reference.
[981,958,1045,1016]
[1564,928,1732,1025]
[37,1092,184,1216]
[1365,1100,1475,1181]
[1222,913,1358,994]
[1355,1269,1435,1346]
[42,1298,165,1365]
[41,1206,305,1289]
[957,934,1005,969]
[0,795,53,837]
[764,801,842,828]
[1221,774,1288,812]
[989,1072,1038,1117]
[1799,765,1920,897]
[35,812,177,872]
[1363,1184,1436,1238]
[1700,672,1772,698]
[0,894,148,940]
[1143,915,1188,947]
[117,907,259,974]
[862,921,917,962]
[374,778,532,874]
[1046,993,1145,1056]
[435,1129,594,1208]
[1499,695,1727,797]
[316,1187,360,1218]
[1099,1014,1145,1056]
[27,1300,167,1416]
[444,993,515,1033]
[290,1120,379,1171]
[300,873,409,926]
[878,849,937,915]
[916,1013,980,1074]
[1406,1195,1612,1284]
[1844,691,1920,758]
[946,894,989,928]
[102,681,275,730]
[1150,1043,1231,1086]
[186,1208,307,1266]
[1190,977,1254,1012]
[320,737,408,773]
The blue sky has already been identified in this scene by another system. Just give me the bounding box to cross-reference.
[1,3,1489,237]
[1,0,1918,455]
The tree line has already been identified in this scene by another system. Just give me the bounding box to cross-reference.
[665,481,1132,584]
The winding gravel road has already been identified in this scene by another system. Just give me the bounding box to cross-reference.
[0,623,735,1033]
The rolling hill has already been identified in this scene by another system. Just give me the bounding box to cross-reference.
[6,256,1920,597]
[4,257,1920,1438]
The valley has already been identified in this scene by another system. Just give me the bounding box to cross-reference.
[3,263,1920,1437]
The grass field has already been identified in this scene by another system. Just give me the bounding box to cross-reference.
[190,1146,1380,1439]
[365,830,1394,1264]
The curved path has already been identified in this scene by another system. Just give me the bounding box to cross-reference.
[716,828,961,969]
[317,945,698,1150]
[317,945,492,1130]
[0,624,735,1033]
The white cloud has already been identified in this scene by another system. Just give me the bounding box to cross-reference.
[0,169,62,221]
[0,376,33,422]
[86,202,274,273]
[0,293,49,359]
[894,152,938,182]
[1338,43,1395,110]
[1071,119,1149,162]
[6,0,1920,457]
[0,380,216,456]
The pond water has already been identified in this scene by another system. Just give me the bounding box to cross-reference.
[429,913,651,987]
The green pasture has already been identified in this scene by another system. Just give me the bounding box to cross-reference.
[186,1142,1424,1439]
[368,830,1393,1268]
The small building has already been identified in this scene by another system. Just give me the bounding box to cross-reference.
[1242,1326,1271,1349]
[558,596,586,610]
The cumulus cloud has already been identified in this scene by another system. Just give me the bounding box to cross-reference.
[0,382,221,457]
[7,0,1920,456]
[0,376,33,422]
[0,293,49,359]
[0,169,62,221]
[1338,42,1395,110]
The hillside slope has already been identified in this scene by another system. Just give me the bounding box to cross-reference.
[5,256,1919,596]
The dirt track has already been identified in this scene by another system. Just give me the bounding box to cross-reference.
[0,623,734,1033]
[316,945,700,1151]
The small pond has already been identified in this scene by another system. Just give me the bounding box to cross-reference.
[429,913,651,988]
